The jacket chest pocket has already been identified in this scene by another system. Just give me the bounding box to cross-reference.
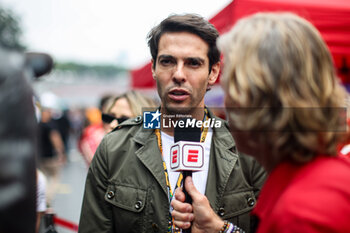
[105,184,148,233]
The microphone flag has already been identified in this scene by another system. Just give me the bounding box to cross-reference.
[170,141,204,172]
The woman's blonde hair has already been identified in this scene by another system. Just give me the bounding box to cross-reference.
[108,91,158,117]
[218,13,347,163]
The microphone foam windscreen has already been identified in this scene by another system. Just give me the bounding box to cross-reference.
[174,118,201,143]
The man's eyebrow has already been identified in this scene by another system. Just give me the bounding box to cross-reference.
[186,57,205,64]
[157,54,174,60]
[157,55,206,64]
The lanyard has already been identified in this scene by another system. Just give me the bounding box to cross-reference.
[155,110,209,233]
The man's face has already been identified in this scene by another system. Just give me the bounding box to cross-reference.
[152,32,219,115]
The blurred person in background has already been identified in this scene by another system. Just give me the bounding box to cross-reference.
[102,90,158,133]
[80,91,158,165]
[38,92,66,206]
[78,94,114,165]
[52,108,72,156]
[68,107,86,139]
[33,97,48,233]
[36,169,47,233]
[99,94,116,133]
[171,13,350,233]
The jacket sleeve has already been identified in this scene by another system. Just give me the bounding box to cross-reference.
[239,152,267,198]
[78,137,113,233]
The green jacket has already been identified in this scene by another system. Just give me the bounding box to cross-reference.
[79,110,266,233]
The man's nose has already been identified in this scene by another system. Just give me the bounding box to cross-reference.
[172,63,186,83]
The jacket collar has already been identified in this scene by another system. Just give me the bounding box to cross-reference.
[133,126,169,197]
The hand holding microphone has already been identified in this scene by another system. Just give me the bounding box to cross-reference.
[170,118,216,233]
[170,118,226,233]
[172,118,202,209]
[171,177,225,233]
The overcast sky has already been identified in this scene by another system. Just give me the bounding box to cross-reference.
[1,0,231,68]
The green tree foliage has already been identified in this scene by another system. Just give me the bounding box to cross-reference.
[0,6,26,51]
[54,62,128,77]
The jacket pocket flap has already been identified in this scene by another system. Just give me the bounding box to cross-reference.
[220,190,256,218]
[104,184,147,213]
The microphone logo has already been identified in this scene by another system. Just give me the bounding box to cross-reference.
[170,145,180,169]
[170,142,204,171]
[172,149,178,164]
[187,150,198,162]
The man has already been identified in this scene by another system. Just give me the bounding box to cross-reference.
[79,14,266,233]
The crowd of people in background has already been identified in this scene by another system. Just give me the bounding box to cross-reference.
[37,90,159,163]
[33,89,159,231]
[78,91,159,165]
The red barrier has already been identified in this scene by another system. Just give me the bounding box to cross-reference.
[53,216,79,232]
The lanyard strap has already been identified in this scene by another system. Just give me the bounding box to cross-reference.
[155,109,209,233]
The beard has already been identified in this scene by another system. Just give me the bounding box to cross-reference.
[164,104,193,115]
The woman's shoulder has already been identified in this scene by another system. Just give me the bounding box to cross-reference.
[272,157,350,232]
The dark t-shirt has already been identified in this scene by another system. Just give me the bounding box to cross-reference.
[38,120,58,158]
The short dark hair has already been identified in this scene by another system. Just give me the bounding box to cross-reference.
[147,14,220,71]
